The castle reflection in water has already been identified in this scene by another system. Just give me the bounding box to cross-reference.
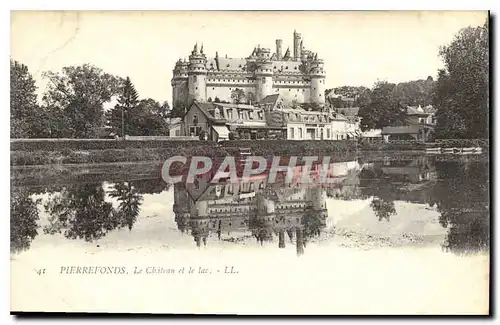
[173,161,362,255]
[10,154,489,256]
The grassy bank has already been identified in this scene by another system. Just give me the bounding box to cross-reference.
[10,139,358,166]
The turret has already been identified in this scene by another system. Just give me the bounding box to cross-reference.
[283,47,292,61]
[254,47,273,102]
[309,53,326,105]
[187,43,207,103]
[293,30,302,61]
[275,39,283,60]
[171,59,189,105]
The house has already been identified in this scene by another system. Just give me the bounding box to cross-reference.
[183,100,286,141]
[183,102,230,141]
[183,94,363,142]
[168,118,183,137]
[361,129,382,141]
[214,102,285,140]
[382,125,421,141]
[382,105,436,142]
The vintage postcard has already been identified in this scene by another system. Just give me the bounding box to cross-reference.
[10,10,490,315]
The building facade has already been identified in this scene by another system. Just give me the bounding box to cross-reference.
[171,30,326,107]
[381,105,436,142]
[182,94,361,141]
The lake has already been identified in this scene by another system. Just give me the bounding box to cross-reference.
[10,154,490,314]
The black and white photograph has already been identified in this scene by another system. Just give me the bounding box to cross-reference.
[9,10,490,315]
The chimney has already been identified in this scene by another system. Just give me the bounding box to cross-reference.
[276,39,283,60]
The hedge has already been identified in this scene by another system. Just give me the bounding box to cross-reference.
[10,140,359,166]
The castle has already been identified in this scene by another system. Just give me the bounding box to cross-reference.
[171,30,326,106]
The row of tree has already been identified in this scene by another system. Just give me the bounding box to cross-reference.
[11,179,170,253]
[10,61,171,139]
[326,20,488,139]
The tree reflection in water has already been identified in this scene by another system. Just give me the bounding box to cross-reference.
[109,182,143,230]
[432,160,490,254]
[43,183,121,242]
[361,156,489,254]
[11,188,40,253]
[370,198,396,221]
[11,157,489,256]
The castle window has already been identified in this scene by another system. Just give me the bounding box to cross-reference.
[319,94,322,96]
[195,87,198,90]
[193,115,198,125]
[194,75,197,82]
[286,66,288,69]
[213,87,215,90]
[274,66,276,69]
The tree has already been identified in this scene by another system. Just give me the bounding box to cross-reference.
[230,88,246,104]
[11,189,40,253]
[246,92,256,104]
[169,100,188,119]
[107,77,139,137]
[301,102,321,111]
[391,78,436,107]
[358,81,407,131]
[433,21,489,139]
[42,64,122,138]
[129,98,169,136]
[10,59,38,138]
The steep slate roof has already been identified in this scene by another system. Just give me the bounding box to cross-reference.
[259,94,280,105]
[214,103,261,110]
[189,102,226,124]
[407,105,436,115]
[381,125,420,135]
[206,57,247,72]
[338,107,359,117]
[170,117,182,125]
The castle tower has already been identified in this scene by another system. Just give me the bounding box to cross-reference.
[275,39,283,61]
[293,30,302,61]
[187,43,207,103]
[254,47,274,102]
[309,186,326,211]
[171,59,189,106]
[309,53,326,104]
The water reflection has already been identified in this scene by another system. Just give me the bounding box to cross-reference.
[10,188,40,253]
[10,155,489,256]
[173,176,329,255]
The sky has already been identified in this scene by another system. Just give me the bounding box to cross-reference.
[10,11,487,105]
